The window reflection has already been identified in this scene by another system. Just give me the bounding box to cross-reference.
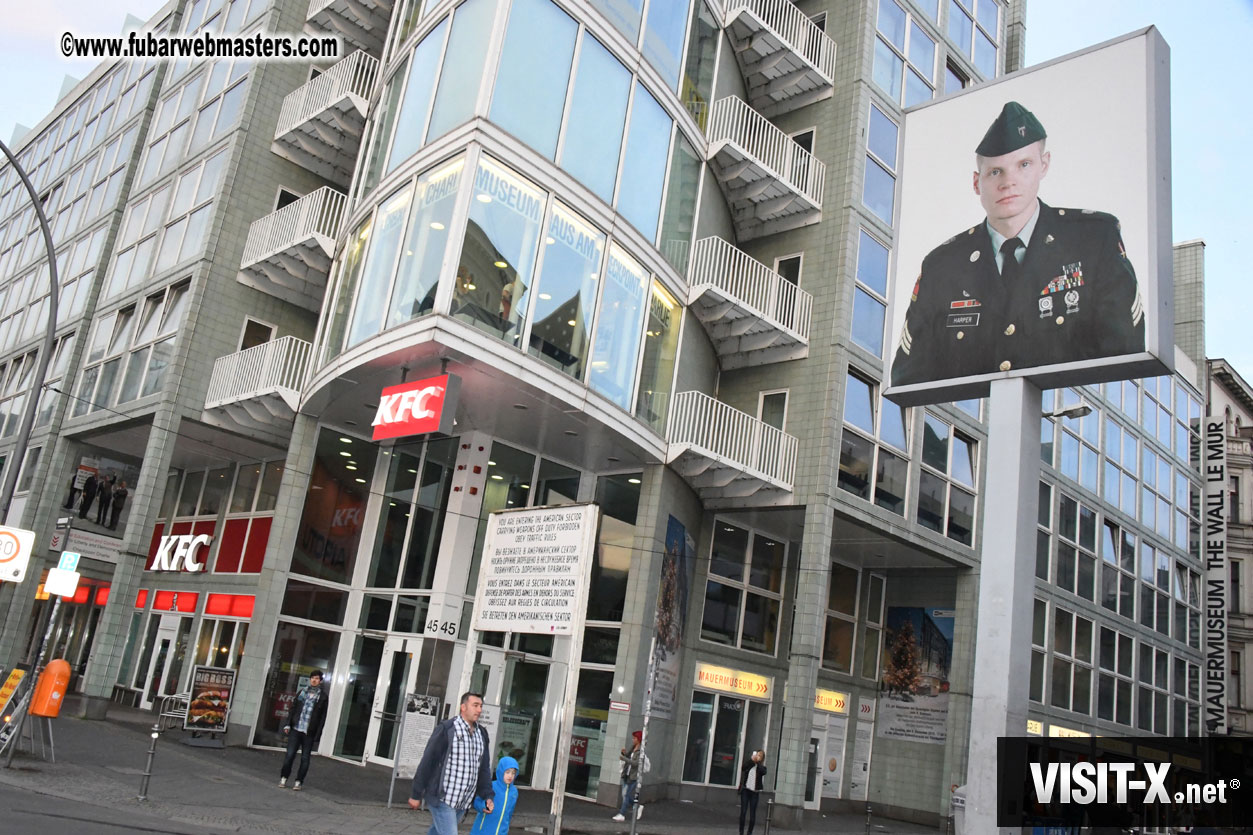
[427,0,497,142]
[634,281,679,433]
[389,158,463,328]
[587,0,643,43]
[490,0,576,159]
[559,33,630,203]
[388,21,447,174]
[528,202,604,378]
[643,0,689,90]
[588,245,648,410]
[617,83,671,238]
[323,215,372,363]
[659,132,700,272]
[680,1,718,128]
[454,157,544,345]
[348,184,412,347]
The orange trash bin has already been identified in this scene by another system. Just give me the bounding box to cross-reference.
[29,659,71,718]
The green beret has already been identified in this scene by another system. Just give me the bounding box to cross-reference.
[975,101,1046,157]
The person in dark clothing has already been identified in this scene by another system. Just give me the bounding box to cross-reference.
[108,480,129,530]
[409,692,495,835]
[95,476,113,525]
[738,749,768,835]
[279,670,329,790]
[79,474,98,519]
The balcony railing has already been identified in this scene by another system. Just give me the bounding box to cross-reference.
[241,187,346,268]
[723,0,836,116]
[689,236,812,355]
[276,50,379,140]
[307,0,394,57]
[205,336,312,413]
[707,96,824,239]
[667,390,798,499]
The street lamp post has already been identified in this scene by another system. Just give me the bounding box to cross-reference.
[0,138,60,523]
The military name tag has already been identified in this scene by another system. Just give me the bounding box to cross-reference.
[947,313,980,328]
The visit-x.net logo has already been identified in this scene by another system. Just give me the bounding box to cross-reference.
[1030,760,1235,805]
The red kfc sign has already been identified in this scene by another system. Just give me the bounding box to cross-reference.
[371,373,460,441]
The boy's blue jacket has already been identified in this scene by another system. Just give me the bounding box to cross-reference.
[471,756,520,835]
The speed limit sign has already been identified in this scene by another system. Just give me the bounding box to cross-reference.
[0,525,35,583]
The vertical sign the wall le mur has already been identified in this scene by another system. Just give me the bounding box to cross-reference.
[1203,416,1228,734]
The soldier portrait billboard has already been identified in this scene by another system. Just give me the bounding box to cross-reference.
[884,28,1172,406]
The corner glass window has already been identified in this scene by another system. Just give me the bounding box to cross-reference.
[426,0,497,142]
[527,201,605,379]
[643,0,690,90]
[323,215,372,362]
[388,157,464,328]
[559,34,630,203]
[290,429,378,584]
[588,244,647,410]
[658,132,701,273]
[634,281,680,433]
[490,0,577,159]
[454,157,544,347]
[388,21,447,174]
[681,1,718,128]
[348,184,412,347]
[616,83,672,239]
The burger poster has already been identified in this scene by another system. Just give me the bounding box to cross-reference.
[185,665,235,732]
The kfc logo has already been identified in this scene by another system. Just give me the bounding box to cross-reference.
[371,374,460,441]
[150,534,213,572]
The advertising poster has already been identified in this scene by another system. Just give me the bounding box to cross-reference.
[62,449,142,536]
[877,608,955,745]
[185,665,235,732]
[650,515,693,720]
[496,712,534,777]
[395,694,442,780]
[885,29,1172,405]
[848,698,875,802]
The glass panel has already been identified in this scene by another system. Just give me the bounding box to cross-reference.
[587,245,647,410]
[528,202,604,379]
[616,83,671,238]
[682,691,715,782]
[178,470,205,516]
[701,580,740,646]
[843,373,874,433]
[455,157,543,347]
[680,0,718,128]
[922,415,949,472]
[710,523,747,581]
[867,105,897,169]
[642,0,688,90]
[851,288,886,355]
[709,696,745,785]
[389,22,448,173]
[369,450,420,588]
[749,534,783,593]
[199,466,232,516]
[635,281,680,432]
[838,431,873,499]
[373,648,413,759]
[490,0,577,159]
[498,658,549,785]
[290,429,378,584]
[863,156,895,224]
[857,230,889,297]
[334,636,384,760]
[875,449,907,516]
[658,133,700,272]
[426,0,497,142]
[230,462,261,513]
[872,39,903,100]
[878,0,906,48]
[349,184,412,346]
[587,473,639,621]
[560,34,630,203]
[389,157,463,328]
[324,216,372,361]
[402,438,458,589]
[568,668,613,798]
[823,617,854,673]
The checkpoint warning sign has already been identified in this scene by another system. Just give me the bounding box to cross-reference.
[473,504,598,635]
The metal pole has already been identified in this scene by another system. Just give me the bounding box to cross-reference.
[0,139,61,522]
[137,719,161,801]
[3,596,62,767]
[629,635,658,835]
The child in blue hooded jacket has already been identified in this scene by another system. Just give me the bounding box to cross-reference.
[471,756,519,835]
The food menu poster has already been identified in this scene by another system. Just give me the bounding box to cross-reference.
[185,665,235,732]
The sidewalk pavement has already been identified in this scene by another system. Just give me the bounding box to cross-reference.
[0,696,941,835]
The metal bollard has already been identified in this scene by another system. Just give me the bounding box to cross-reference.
[137,719,161,801]
[864,802,873,834]
[763,796,774,835]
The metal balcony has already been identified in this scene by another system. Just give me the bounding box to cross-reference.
[272,50,379,186]
[724,0,837,116]
[688,237,811,369]
[667,390,798,506]
[707,96,824,240]
[306,0,394,58]
[237,187,347,311]
[204,337,312,432]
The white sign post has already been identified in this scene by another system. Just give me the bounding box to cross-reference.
[460,503,599,835]
[0,525,35,582]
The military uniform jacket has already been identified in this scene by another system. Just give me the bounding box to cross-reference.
[891,201,1144,387]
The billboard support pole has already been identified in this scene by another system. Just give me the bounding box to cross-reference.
[964,378,1040,833]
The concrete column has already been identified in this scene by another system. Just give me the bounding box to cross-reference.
[228,411,322,744]
[77,408,185,718]
[964,378,1041,832]
[772,498,836,826]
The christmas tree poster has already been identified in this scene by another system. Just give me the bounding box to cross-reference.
[877,607,955,745]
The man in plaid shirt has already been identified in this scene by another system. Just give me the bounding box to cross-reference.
[409,692,495,835]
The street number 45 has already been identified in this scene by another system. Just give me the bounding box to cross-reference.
[425,619,457,637]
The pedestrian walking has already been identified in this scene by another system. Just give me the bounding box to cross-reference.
[738,749,768,835]
[279,670,329,790]
[613,730,647,822]
[469,756,519,835]
[408,692,495,835]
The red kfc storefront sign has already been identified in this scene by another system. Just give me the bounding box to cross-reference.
[372,374,460,441]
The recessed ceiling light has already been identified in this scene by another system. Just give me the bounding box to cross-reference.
[520,484,529,489]
[628,478,641,484]
[539,293,551,300]
[488,461,497,466]
[476,194,492,203]
[491,474,504,480]
[346,465,358,471]
[407,468,418,474]
[545,237,555,245]
[339,451,351,457]
[430,221,445,230]
[389,501,396,506]
[567,319,577,326]
[494,260,508,269]
[466,283,476,290]
[355,477,367,483]
[339,437,352,443]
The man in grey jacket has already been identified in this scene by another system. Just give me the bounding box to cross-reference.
[408,692,495,835]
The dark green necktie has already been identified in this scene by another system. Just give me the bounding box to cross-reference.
[1000,237,1023,280]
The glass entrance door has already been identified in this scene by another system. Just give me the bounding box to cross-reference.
[497,656,549,786]
[139,613,193,709]
[365,636,419,765]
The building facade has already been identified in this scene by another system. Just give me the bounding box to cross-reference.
[0,0,1208,827]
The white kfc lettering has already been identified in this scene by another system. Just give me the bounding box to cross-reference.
[372,385,442,428]
[152,534,213,572]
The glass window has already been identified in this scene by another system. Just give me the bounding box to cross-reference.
[643,0,689,90]
[856,230,890,297]
[843,374,874,433]
[323,216,371,362]
[388,21,447,173]
[348,184,413,347]
[867,106,898,169]
[658,133,700,273]
[290,429,378,584]
[616,84,671,239]
[559,34,630,203]
[587,244,647,410]
[852,288,885,356]
[589,472,639,621]
[588,0,643,43]
[388,157,464,328]
[454,157,544,346]
[872,39,904,100]
[635,281,680,433]
[878,0,906,48]
[427,0,497,142]
[680,1,718,128]
[863,158,895,225]
[528,201,604,379]
[490,0,577,159]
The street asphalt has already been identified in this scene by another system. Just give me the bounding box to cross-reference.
[0,696,941,834]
